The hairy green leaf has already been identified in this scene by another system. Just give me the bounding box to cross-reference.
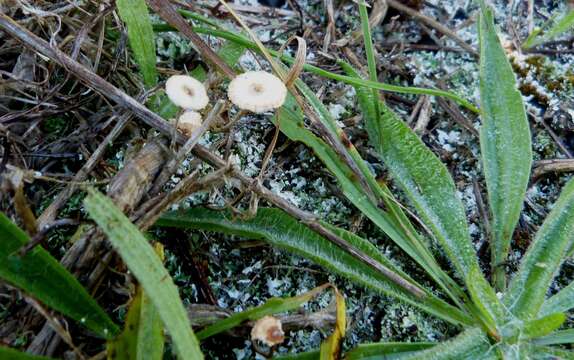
[83,189,202,360]
[0,212,118,338]
[533,329,574,346]
[524,10,574,48]
[345,342,435,359]
[363,102,478,281]
[197,285,329,340]
[400,328,495,359]
[157,208,472,326]
[116,0,157,87]
[276,92,465,309]
[478,1,532,290]
[505,178,574,320]
[540,281,574,317]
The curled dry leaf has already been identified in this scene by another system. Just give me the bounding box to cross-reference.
[227,71,287,113]
[250,315,285,347]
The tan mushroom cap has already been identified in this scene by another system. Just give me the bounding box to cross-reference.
[165,75,209,110]
[227,71,287,113]
[177,110,202,136]
[250,315,285,347]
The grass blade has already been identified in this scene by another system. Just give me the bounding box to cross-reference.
[505,178,574,320]
[157,207,473,326]
[196,284,329,340]
[0,212,118,338]
[83,189,202,360]
[523,10,574,48]
[344,342,435,360]
[116,0,157,87]
[478,1,532,290]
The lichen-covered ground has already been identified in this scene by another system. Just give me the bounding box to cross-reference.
[1,0,573,358]
[151,0,574,357]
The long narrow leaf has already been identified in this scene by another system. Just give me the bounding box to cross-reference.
[276,93,465,308]
[157,208,473,326]
[107,286,164,360]
[400,328,495,360]
[116,0,158,87]
[345,342,435,360]
[524,10,574,48]
[505,178,574,320]
[478,1,532,290]
[533,329,574,346]
[0,346,56,359]
[540,281,574,317]
[83,189,202,360]
[0,212,118,338]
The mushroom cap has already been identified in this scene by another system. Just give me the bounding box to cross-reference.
[165,75,209,110]
[250,315,285,347]
[227,71,287,113]
[177,110,202,136]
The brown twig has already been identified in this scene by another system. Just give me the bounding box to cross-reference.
[146,0,236,79]
[533,159,574,179]
[151,100,225,195]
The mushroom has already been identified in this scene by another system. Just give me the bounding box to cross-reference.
[227,71,287,113]
[250,315,285,347]
[176,110,202,136]
[165,75,209,110]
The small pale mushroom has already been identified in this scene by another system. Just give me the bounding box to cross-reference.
[165,75,209,110]
[227,71,287,113]
[251,315,285,347]
[176,110,202,136]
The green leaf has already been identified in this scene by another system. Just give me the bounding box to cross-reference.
[505,178,574,320]
[524,10,574,48]
[540,281,574,317]
[116,0,157,87]
[277,92,465,310]
[107,286,165,360]
[478,1,532,290]
[197,284,329,340]
[400,328,495,360]
[344,342,435,360]
[363,101,478,281]
[83,189,202,360]
[521,313,566,341]
[0,346,56,359]
[466,267,505,334]
[157,208,473,326]
[339,63,467,308]
[0,212,118,338]
[533,329,574,346]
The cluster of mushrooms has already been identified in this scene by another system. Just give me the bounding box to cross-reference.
[165,71,288,136]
